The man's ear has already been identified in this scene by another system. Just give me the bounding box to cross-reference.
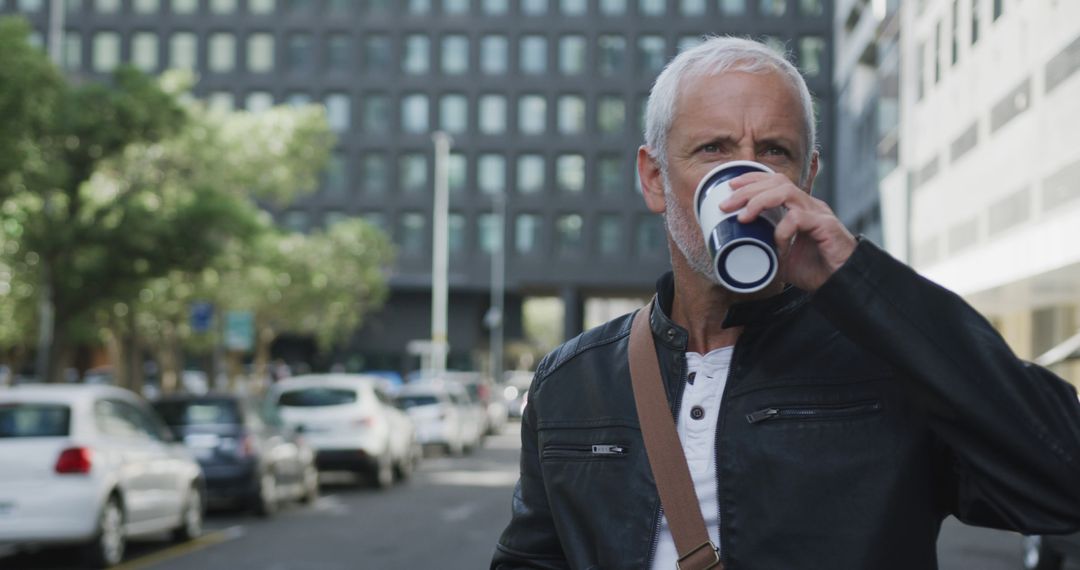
[803,150,820,196]
[638,146,666,214]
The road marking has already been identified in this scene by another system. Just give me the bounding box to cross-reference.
[113,526,244,570]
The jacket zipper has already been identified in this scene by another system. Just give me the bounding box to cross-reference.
[540,444,628,460]
[647,339,688,567]
[745,400,883,424]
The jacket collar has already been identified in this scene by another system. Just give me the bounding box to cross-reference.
[650,271,808,349]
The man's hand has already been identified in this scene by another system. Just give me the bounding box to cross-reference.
[723,172,857,292]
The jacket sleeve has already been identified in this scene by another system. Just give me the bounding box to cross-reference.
[491,370,571,569]
[812,238,1080,534]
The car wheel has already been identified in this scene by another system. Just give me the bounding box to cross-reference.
[83,496,125,568]
[393,451,414,482]
[300,465,319,504]
[171,487,203,542]
[253,471,278,517]
[1024,536,1065,570]
[370,453,394,489]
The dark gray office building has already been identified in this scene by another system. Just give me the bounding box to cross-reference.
[4,0,834,373]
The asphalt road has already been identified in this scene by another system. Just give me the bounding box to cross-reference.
[3,422,1076,569]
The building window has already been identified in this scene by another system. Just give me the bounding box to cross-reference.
[247,33,274,73]
[444,0,469,14]
[481,35,509,75]
[95,0,119,13]
[209,33,236,73]
[250,0,275,14]
[326,34,351,72]
[362,93,391,134]
[399,213,426,256]
[934,21,942,84]
[246,91,273,112]
[131,32,159,73]
[403,34,430,75]
[597,214,622,256]
[362,153,389,194]
[17,0,44,12]
[556,214,583,256]
[448,152,467,194]
[598,96,626,134]
[636,215,665,256]
[438,94,469,135]
[679,0,705,15]
[364,35,392,74]
[286,92,311,107]
[599,0,626,15]
[557,95,586,135]
[478,214,500,254]
[133,0,160,13]
[399,153,428,194]
[799,0,823,16]
[324,153,347,195]
[639,0,664,16]
[92,32,120,73]
[598,35,627,76]
[517,154,545,194]
[326,0,350,13]
[916,41,926,100]
[993,0,1002,21]
[324,211,347,227]
[679,35,704,53]
[522,0,547,15]
[520,35,548,75]
[207,91,235,112]
[556,154,585,193]
[515,214,541,254]
[478,154,506,195]
[719,0,745,15]
[798,37,825,77]
[402,94,430,134]
[210,0,237,14]
[441,34,469,75]
[407,0,431,14]
[638,35,666,76]
[560,0,586,15]
[518,95,547,135]
[760,0,785,16]
[284,210,310,233]
[362,212,387,232]
[63,32,82,69]
[478,94,507,134]
[598,155,624,194]
[448,213,466,255]
[559,35,586,75]
[316,96,347,134]
[482,0,508,15]
[951,0,959,65]
[169,32,197,70]
[172,0,197,13]
[287,33,312,73]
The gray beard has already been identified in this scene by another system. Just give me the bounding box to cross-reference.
[662,175,722,286]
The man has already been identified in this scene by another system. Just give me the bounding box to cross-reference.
[491,36,1080,569]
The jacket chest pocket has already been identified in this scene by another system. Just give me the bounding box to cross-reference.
[541,443,630,461]
[746,399,883,424]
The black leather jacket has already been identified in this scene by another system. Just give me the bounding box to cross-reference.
[492,240,1080,570]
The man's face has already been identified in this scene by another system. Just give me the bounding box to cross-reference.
[640,69,818,284]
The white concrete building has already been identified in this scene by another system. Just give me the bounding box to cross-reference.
[896,0,1080,383]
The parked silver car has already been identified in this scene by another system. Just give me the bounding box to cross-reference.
[0,384,205,568]
[270,375,419,488]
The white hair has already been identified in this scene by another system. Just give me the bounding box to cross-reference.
[644,36,817,182]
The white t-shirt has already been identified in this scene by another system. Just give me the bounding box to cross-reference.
[649,346,733,570]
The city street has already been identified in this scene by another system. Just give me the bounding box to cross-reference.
[2,422,1075,570]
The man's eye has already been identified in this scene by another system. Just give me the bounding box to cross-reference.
[763,146,790,157]
[701,144,720,153]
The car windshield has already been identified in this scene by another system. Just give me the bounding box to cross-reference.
[395,395,440,409]
[153,400,241,426]
[278,388,358,407]
[0,403,71,438]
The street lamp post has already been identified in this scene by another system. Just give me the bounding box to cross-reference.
[488,192,506,385]
[430,132,452,375]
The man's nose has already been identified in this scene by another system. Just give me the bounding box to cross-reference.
[733,145,757,162]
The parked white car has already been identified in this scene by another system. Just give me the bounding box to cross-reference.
[395,381,485,456]
[0,384,205,568]
[270,374,418,488]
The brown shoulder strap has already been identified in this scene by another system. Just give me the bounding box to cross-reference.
[629,299,722,570]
